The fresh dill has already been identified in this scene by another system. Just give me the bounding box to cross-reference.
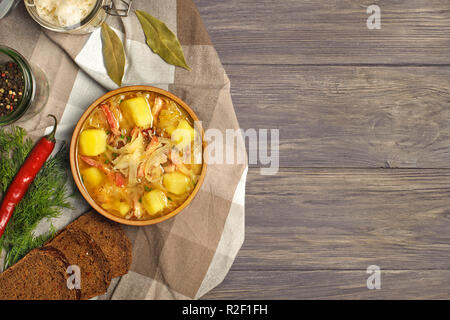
[0,127,72,271]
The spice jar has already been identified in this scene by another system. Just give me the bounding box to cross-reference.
[0,46,49,126]
[24,0,132,34]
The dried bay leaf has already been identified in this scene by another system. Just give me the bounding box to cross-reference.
[101,22,126,86]
[135,10,191,71]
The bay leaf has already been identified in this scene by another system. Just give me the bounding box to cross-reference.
[101,22,126,86]
[135,10,191,71]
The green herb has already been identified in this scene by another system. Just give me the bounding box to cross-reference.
[144,186,151,192]
[0,127,72,270]
[167,197,172,201]
[106,130,111,135]
[101,22,126,87]
[139,197,142,203]
[120,134,125,139]
[135,10,191,71]
[105,160,110,164]
[127,136,131,142]
[112,152,119,158]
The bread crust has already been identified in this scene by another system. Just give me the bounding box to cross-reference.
[45,229,112,300]
[0,248,80,300]
[0,211,132,300]
[67,211,132,278]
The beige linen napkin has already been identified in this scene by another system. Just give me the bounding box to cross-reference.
[0,0,247,299]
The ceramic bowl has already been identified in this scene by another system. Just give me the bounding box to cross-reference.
[70,85,207,226]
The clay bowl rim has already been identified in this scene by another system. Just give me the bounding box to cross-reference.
[70,85,208,226]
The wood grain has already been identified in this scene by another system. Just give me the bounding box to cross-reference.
[193,0,450,300]
[195,0,450,65]
[226,65,450,168]
[202,270,450,299]
[234,168,450,270]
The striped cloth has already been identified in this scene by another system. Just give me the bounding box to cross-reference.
[0,0,247,299]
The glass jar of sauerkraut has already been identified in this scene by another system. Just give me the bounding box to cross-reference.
[24,0,132,34]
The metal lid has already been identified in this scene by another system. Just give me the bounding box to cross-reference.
[103,0,132,17]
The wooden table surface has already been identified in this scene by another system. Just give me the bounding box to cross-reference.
[195,0,450,299]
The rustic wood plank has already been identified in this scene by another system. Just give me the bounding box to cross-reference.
[194,0,450,65]
[226,65,450,168]
[232,168,450,270]
[193,0,450,300]
[202,270,450,299]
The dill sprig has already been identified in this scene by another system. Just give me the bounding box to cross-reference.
[0,127,72,271]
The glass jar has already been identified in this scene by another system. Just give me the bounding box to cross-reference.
[0,46,49,126]
[24,0,132,34]
[0,0,21,19]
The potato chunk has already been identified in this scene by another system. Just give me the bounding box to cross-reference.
[79,129,107,156]
[120,97,153,128]
[165,125,177,136]
[158,101,181,134]
[163,172,191,195]
[116,202,131,217]
[81,167,104,188]
[142,190,168,216]
[171,120,194,149]
[102,200,131,217]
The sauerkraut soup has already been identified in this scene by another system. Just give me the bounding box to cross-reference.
[76,91,203,220]
[33,0,97,27]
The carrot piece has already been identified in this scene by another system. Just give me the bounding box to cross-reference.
[81,156,127,187]
[80,155,112,173]
[145,136,159,154]
[114,172,126,187]
[152,97,164,124]
[137,163,145,178]
[101,104,121,136]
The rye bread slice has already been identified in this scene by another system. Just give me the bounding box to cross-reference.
[67,211,132,278]
[0,248,79,300]
[45,229,111,300]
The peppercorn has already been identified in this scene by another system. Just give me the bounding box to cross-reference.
[0,61,24,117]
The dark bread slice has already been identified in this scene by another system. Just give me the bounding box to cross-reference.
[67,211,132,278]
[45,229,111,300]
[0,248,79,300]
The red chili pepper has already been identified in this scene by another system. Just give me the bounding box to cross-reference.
[0,115,58,239]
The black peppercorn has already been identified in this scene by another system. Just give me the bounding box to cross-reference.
[0,61,24,117]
